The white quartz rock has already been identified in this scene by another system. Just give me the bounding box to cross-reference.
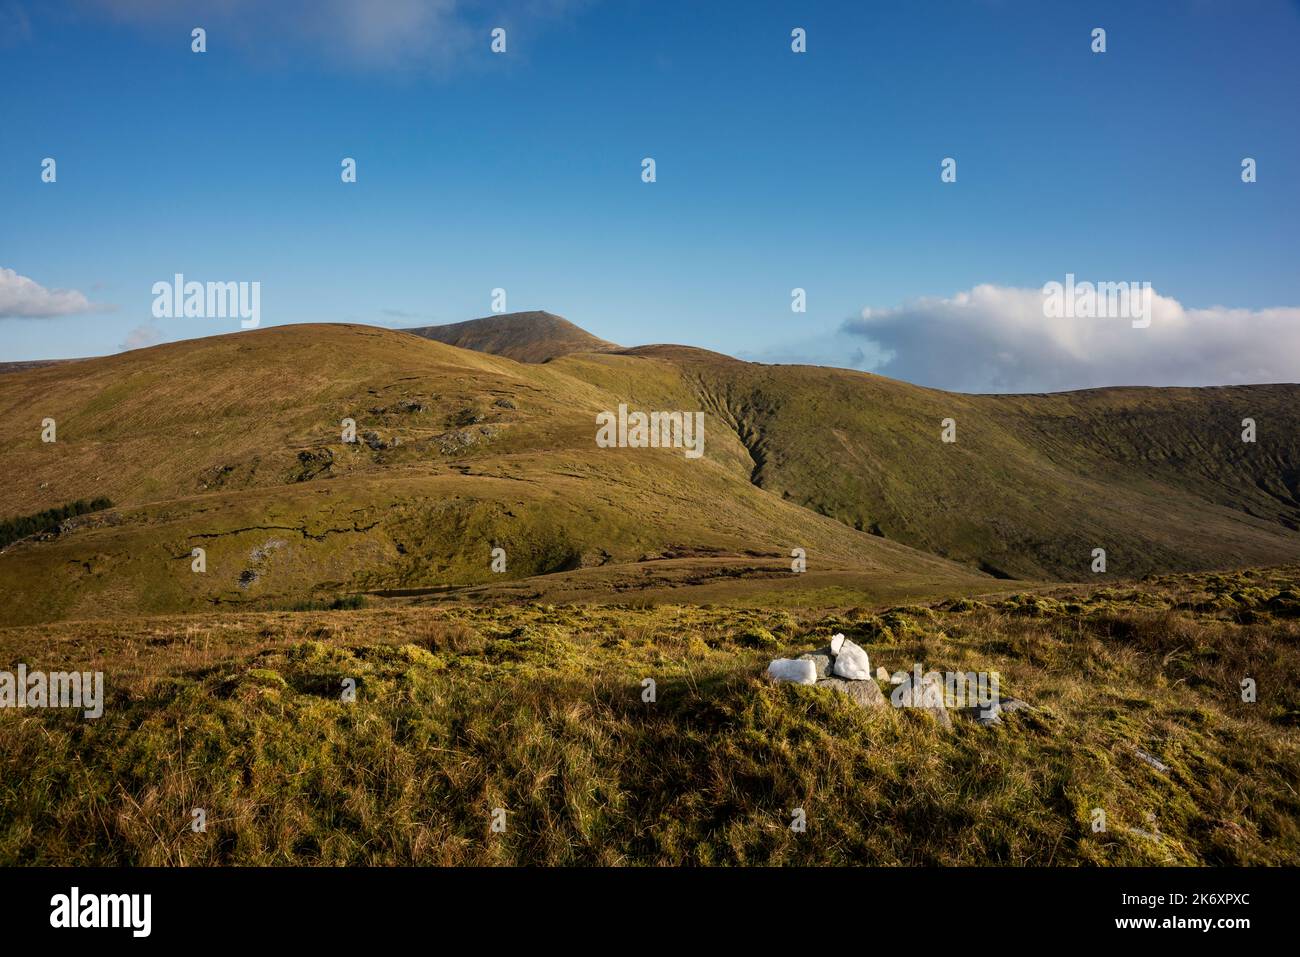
[829,633,845,655]
[831,638,871,680]
[767,658,818,685]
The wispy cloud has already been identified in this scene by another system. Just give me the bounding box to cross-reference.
[79,0,586,73]
[839,284,1300,393]
[0,267,104,319]
[119,323,165,352]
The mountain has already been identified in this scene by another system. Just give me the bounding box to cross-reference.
[0,359,75,375]
[1,316,1297,624]
[621,346,1300,579]
[0,324,980,624]
[403,311,620,363]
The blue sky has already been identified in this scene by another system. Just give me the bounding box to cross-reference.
[2,0,1298,390]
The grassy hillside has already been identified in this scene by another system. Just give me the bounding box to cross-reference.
[2,317,1297,868]
[3,317,1299,623]
[2,564,1296,865]
[0,324,979,625]
[605,346,1300,580]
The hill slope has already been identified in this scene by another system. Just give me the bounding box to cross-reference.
[2,316,1299,623]
[590,346,1300,580]
[0,324,980,624]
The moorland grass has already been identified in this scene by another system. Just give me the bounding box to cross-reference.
[1,566,1296,865]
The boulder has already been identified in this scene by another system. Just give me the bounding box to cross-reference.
[890,671,953,729]
[817,677,887,710]
[767,658,817,685]
[962,703,1003,726]
[829,633,846,655]
[832,638,871,680]
[797,646,835,679]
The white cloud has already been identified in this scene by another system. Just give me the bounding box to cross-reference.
[737,331,891,371]
[0,267,102,319]
[119,323,165,352]
[840,283,1300,393]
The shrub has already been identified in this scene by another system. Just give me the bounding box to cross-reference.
[0,497,114,548]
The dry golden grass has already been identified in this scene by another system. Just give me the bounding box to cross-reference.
[1,565,1296,865]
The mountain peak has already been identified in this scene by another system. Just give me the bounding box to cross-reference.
[404,311,620,363]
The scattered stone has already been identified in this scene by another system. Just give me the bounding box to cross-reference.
[1125,826,1163,843]
[958,696,1030,726]
[817,677,887,710]
[436,424,500,454]
[450,407,485,427]
[832,637,871,680]
[767,658,817,685]
[249,539,287,564]
[493,397,517,409]
[876,666,890,682]
[1135,748,1169,773]
[891,672,953,729]
[295,448,334,481]
[960,704,1000,726]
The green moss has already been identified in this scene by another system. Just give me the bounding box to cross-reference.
[242,668,289,689]
[736,627,779,649]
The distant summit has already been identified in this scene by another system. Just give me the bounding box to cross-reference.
[404,311,620,363]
